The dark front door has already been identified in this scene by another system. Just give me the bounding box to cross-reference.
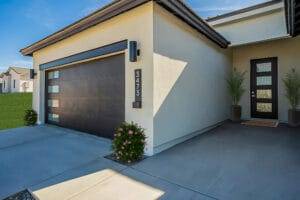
[45,53,125,139]
[250,57,278,119]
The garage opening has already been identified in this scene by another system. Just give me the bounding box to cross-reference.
[45,53,125,139]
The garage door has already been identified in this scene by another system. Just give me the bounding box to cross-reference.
[45,53,125,139]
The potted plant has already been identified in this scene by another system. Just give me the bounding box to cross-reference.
[283,68,300,127]
[227,69,246,122]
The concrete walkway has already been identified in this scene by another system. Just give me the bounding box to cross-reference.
[0,123,299,200]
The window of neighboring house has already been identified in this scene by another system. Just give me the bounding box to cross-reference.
[3,80,5,89]
[13,80,16,88]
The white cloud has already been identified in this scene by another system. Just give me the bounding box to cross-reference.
[10,60,32,67]
[194,5,244,12]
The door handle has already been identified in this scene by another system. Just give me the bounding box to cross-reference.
[251,91,256,98]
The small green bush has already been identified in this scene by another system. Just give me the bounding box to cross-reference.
[112,122,146,163]
[24,109,38,126]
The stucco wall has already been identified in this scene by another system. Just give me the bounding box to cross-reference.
[32,2,155,155]
[2,75,11,93]
[233,36,300,122]
[153,4,232,153]
[10,70,20,93]
[211,5,288,46]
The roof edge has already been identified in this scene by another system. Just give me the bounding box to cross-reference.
[21,0,229,56]
[206,0,282,22]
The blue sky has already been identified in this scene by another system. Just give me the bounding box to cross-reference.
[0,0,267,72]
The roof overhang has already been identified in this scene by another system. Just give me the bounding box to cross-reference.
[207,0,283,24]
[285,0,300,37]
[20,0,230,57]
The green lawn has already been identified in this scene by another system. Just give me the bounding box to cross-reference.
[0,93,32,130]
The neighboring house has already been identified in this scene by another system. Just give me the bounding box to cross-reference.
[1,67,33,93]
[0,73,3,93]
[20,0,299,155]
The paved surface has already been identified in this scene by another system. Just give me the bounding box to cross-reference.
[134,123,300,200]
[0,123,299,200]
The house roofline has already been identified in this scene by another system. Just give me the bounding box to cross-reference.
[285,0,300,37]
[20,0,230,56]
[206,0,282,22]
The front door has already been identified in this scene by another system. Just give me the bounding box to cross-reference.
[250,57,278,119]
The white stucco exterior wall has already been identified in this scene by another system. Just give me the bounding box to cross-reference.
[210,3,288,46]
[152,4,232,153]
[2,74,11,93]
[233,36,300,122]
[10,70,20,93]
[0,69,33,93]
[32,2,155,155]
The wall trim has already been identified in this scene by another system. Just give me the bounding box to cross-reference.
[39,40,128,70]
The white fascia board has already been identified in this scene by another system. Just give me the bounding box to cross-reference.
[229,34,291,47]
[209,2,284,26]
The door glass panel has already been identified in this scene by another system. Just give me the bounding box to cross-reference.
[257,63,272,72]
[257,90,272,99]
[257,103,272,112]
[257,76,272,86]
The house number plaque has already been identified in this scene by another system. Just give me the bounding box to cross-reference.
[133,69,142,108]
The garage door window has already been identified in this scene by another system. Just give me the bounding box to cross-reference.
[48,113,59,122]
[48,99,59,108]
[48,71,59,79]
[48,85,59,93]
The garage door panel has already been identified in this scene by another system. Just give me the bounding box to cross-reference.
[46,53,125,138]
[58,98,124,116]
[58,82,124,99]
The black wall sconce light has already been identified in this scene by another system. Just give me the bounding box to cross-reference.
[30,69,37,79]
[129,41,140,62]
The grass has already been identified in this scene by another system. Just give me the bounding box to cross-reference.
[0,93,32,130]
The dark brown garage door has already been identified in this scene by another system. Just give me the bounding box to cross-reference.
[46,53,125,139]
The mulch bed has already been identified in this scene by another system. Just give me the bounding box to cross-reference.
[4,190,36,200]
[104,153,147,166]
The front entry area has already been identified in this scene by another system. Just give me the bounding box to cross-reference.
[45,53,125,139]
[250,57,278,119]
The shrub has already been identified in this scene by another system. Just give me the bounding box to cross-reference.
[112,122,146,163]
[283,68,300,110]
[227,68,246,106]
[24,109,37,126]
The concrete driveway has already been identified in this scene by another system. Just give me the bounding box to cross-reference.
[134,123,300,200]
[0,125,209,200]
[0,123,299,200]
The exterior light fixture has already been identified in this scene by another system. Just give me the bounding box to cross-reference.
[129,41,140,62]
